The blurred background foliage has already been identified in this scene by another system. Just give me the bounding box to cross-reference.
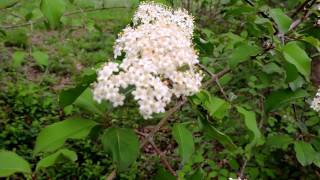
[0,0,320,179]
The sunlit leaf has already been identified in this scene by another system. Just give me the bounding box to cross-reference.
[294,141,317,166]
[229,42,261,68]
[0,150,31,177]
[101,127,139,171]
[236,106,262,144]
[40,0,66,28]
[269,8,292,33]
[34,118,97,154]
[283,41,311,79]
[172,123,194,164]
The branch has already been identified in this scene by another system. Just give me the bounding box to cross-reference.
[291,0,314,18]
[135,130,176,176]
[140,67,231,149]
[106,170,116,180]
[288,0,317,32]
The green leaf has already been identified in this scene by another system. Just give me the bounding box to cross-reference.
[269,8,292,33]
[265,89,308,112]
[153,167,175,180]
[205,96,230,119]
[40,0,66,28]
[301,36,320,52]
[74,88,106,116]
[294,141,317,166]
[4,30,28,47]
[36,148,77,171]
[187,168,205,180]
[172,123,195,164]
[283,41,311,79]
[229,42,261,68]
[0,150,31,177]
[102,127,139,171]
[34,118,97,154]
[266,134,293,150]
[12,51,26,68]
[59,85,87,107]
[200,118,237,151]
[236,107,262,144]
[193,91,230,119]
[32,51,49,67]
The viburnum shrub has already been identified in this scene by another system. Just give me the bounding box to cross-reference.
[1,0,320,179]
[93,2,203,119]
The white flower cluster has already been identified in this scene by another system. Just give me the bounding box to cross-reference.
[92,2,202,119]
[311,88,320,112]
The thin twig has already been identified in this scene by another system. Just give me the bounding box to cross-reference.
[288,0,317,32]
[106,170,116,180]
[197,64,228,100]
[291,0,314,18]
[149,139,177,176]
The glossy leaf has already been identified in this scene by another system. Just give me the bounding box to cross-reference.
[265,89,308,112]
[34,118,97,154]
[73,88,106,116]
[200,118,237,151]
[40,0,66,28]
[283,42,311,79]
[0,150,31,177]
[172,123,195,164]
[236,107,262,144]
[294,141,317,166]
[36,149,77,171]
[269,8,292,33]
[229,42,261,68]
[102,127,139,171]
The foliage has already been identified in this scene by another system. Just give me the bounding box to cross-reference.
[0,0,320,179]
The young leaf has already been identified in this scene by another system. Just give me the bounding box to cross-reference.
[172,123,195,164]
[40,0,66,28]
[34,118,97,154]
[36,149,77,171]
[265,89,308,112]
[200,118,237,151]
[205,96,230,120]
[12,51,26,68]
[101,127,139,171]
[32,51,49,67]
[236,107,262,144]
[73,88,106,116]
[229,42,261,68]
[269,8,292,33]
[294,141,317,166]
[0,150,31,177]
[283,42,311,79]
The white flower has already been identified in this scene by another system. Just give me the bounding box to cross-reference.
[311,88,320,112]
[92,2,202,119]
